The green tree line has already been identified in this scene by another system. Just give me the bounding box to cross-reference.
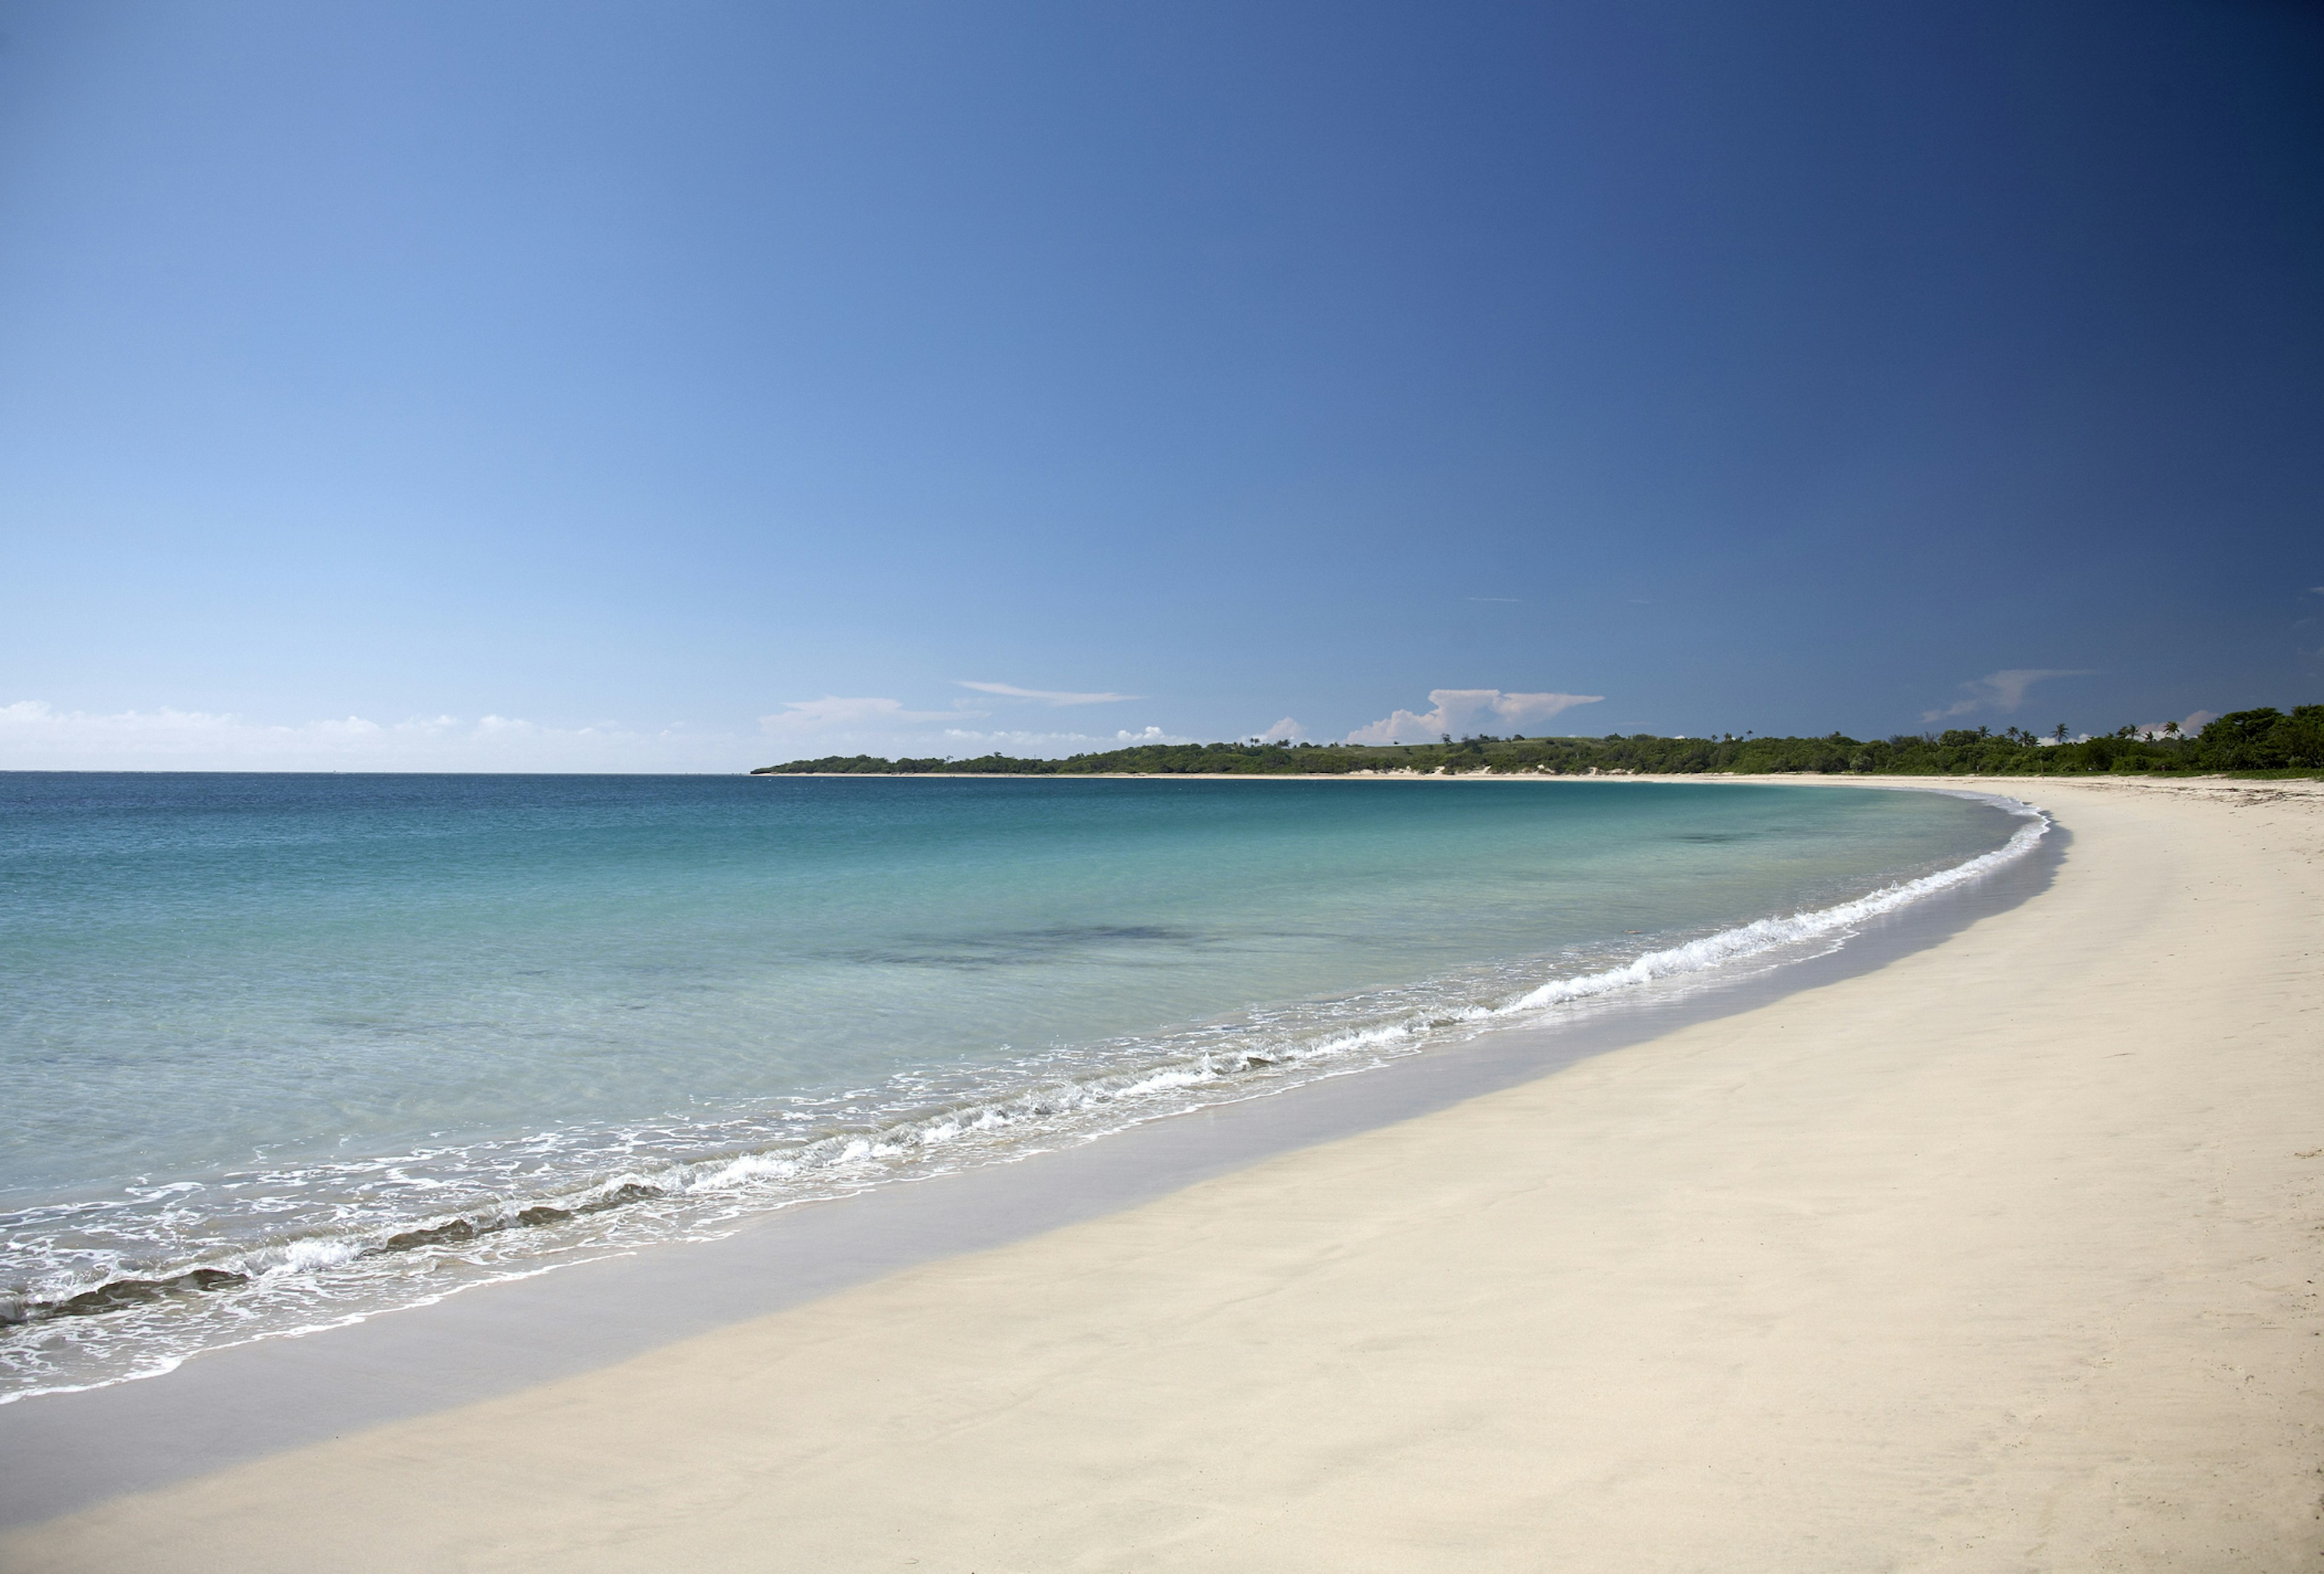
[752,704,2323,779]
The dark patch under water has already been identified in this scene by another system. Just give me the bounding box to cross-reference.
[846,923,1216,970]
[2,1267,249,1328]
[7,1182,683,1330]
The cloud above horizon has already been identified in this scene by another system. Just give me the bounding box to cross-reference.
[755,692,1184,758]
[2128,709,2219,738]
[759,695,972,732]
[0,700,747,772]
[939,724,1193,753]
[1920,668,2094,723]
[955,681,1138,706]
[0,695,1196,770]
[1345,688,1605,746]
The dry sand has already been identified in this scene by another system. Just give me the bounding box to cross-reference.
[7,776,2321,1572]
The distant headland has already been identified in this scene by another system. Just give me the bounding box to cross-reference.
[754,704,2322,778]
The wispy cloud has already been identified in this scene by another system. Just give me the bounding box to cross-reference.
[758,696,970,732]
[0,700,745,772]
[955,681,1138,706]
[1346,688,1604,746]
[1,692,1192,770]
[1920,669,2093,724]
[1257,716,1304,743]
[939,724,1194,753]
[756,696,1188,758]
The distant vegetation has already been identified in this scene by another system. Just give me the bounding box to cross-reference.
[753,704,2324,779]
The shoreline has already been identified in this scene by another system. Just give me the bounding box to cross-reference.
[752,768,2322,782]
[7,776,2320,1567]
[0,778,2052,1518]
[0,775,2032,1413]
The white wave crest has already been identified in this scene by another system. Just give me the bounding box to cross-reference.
[1505,796,2047,1014]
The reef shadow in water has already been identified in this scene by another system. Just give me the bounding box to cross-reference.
[1,1268,250,1329]
[840,923,1222,971]
[2,1182,684,1333]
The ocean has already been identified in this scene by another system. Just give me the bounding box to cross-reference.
[0,772,2041,1399]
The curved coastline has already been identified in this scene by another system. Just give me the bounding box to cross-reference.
[0,776,2065,1525]
[0,779,2040,1409]
[9,775,2311,1568]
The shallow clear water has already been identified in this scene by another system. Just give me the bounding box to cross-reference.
[0,772,2035,1396]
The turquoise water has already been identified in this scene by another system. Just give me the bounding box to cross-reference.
[0,772,2037,1395]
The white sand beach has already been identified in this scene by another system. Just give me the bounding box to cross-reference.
[7,776,2320,1572]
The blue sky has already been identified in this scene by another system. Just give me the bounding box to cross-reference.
[2,0,2319,769]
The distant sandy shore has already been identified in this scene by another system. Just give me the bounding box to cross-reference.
[8,776,2321,1571]
[756,767,2319,784]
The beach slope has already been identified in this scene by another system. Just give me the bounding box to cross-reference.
[7,778,2320,1571]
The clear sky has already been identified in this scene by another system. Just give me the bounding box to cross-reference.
[2,0,2319,769]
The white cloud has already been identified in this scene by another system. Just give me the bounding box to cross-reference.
[937,725,1194,755]
[758,696,971,732]
[1920,668,2093,724]
[2125,709,2219,739]
[755,697,1190,759]
[1,692,1193,771]
[0,700,748,772]
[1345,689,1604,746]
[1258,716,1304,743]
[954,681,1138,706]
